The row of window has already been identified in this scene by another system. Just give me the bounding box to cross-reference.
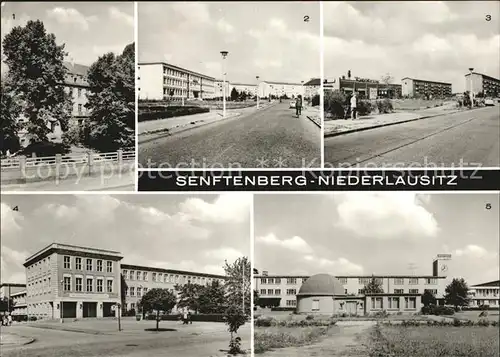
[26,277,51,297]
[259,277,438,286]
[63,276,113,293]
[260,278,303,285]
[122,269,223,286]
[124,286,150,298]
[27,258,51,277]
[370,297,417,310]
[286,300,297,307]
[63,256,114,273]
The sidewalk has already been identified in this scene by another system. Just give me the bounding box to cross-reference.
[324,103,464,137]
[303,106,321,127]
[0,330,35,346]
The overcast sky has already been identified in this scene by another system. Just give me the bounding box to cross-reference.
[138,2,320,84]
[1,194,251,283]
[1,1,134,68]
[324,1,500,93]
[255,193,499,286]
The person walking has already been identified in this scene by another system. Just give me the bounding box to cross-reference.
[8,314,12,326]
[182,310,188,325]
[350,92,357,119]
[296,95,303,117]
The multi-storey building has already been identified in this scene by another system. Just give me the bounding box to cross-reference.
[214,79,231,99]
[401,77,452,99]
[258,81,305,99]
[138,62,216,101]
[0,283,26,300]
[10,290,28,317]
[303,78,321,99]
[23,243,123,319]
[464,72,500,98]
[255,254,456,310]
[121,264,226,313]
[469,280,500,308]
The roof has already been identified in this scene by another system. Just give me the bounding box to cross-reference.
[471,280,500,288]
[231,83,256,87]
[464,72,500,82]
[263,80,302,86]
[256,274,446,279]
[120,264,226,280]
[304,78,321,86]
[139,62,215,81]
[0,283,26,288]
[297,274,345,296]
[64,62,89,77]
[401,77,451,86]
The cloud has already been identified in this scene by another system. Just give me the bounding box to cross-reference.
[170,2,210,24]
[304,255,364,274]
[454,244,497,259]
[217,18,234,33]
[0,245,29,283]
[334,193,439,239]
[178,193,251,224]
[204,247,244,263]
[46,7,97,31]
[109,7,134,27]
[256,233,313,253]
[1,202,23,235]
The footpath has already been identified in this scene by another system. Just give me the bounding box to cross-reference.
[302,105,321,127]
[138,102,275,143]
[324,102,468,137]
[0,329,35,346]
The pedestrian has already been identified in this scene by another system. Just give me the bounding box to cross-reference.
[8,314,12,326]
[188,311,192,325]
[183,310,188,325]
[350,92,357,119]
[296,95,303,117]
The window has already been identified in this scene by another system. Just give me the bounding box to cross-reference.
[260,278,267,284]
[159,273,163,282]
[86,278,93,292]
[143,272,148,281]
[130,287,135,296]
[97,279,103,293]
[425,278,437,285]
[153,273,157,282]
[86,259,92,271]
[137,288,142,297]
[143,288,148,294]
[359,278,370,285]
[287,278,297,284]
[129,271,135,280]
[260,289,266,295]
[123,270,128,279]
[394,278,404,285]
[78,104,82,114]
[338,278,348,284]
[267,289,273,295]
[107,280,113,293]
[268,278,274,284]
[64,256,71,269]
[286,300,297,307]
[63,277,71,291]
[409,278,419,285]
[371,297,383,309]
[137,271,141,281]
[424,289,437,295]
[286,289,296,295]
[394,289,404,294]
[358,289,365,294]
[107,261,113,273]
[76,278,83,292]
[97,260,103,272]
[312,299,320,311]
[125,287,129,296]
[76,258,82,270]
[78,88,82,97]
[275,289,281,295]
[388,297,400,309]
[409,289,419,294]
[275,278,281,284]
[405,297,417,309]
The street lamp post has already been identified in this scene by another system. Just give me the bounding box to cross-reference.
[468,67,474,108]
[220,51,229,117]
[256,76,260,109]
[60,280,64,323]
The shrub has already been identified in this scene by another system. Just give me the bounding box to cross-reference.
[311,94,320,106]
[19,141,71,157]
[324,90,347,119]
[138,106,210,122]
[305,314,315,320]
[421,305,455,316]
[29,316,37,321]
[376,98,393,114]
[255,316,274,327]
[477,319,491,327]
[357,100,374,116]
[147,313,226,322]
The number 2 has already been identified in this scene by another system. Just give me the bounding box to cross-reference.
[304,16,310,22]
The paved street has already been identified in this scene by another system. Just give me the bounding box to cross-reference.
[139,102,321,168]
[1,321,250,357]
[324,106,499,168]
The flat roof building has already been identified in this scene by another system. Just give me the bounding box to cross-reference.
[464,72,500,98]
[258,81,305,99]
[469,280,499,308]
[324,76,402,99]
[402,77,452,99]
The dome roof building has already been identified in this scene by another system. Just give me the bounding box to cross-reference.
[298,274,345,296]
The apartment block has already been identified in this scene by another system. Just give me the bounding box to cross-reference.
[402,77,452,98]
[258,81,305,99]
[464,72,500,97]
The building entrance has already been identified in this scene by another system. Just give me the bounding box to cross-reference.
[83,302,97,318]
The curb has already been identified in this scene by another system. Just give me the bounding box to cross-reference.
[306,114,321,128]
[0,335,36,346]
[28,324,108,335]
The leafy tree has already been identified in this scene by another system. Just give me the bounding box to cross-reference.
[230,87,239,101]
[444,278,470,311]
[139,288,176,331]
[0,296,15,313]
[253,290,260,308]
[2,20,72,144]
[422,290,437,307]
[175,282,203,314]
[224,257,251,316]
[225,305,247,355]
[363,277,384,294]
[120,274,128,316]
[0,80,22,155]
[198,280,227,314]
[85,43,135,152]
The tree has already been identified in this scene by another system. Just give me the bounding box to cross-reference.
[120,274,128,315]
[85,43,135,152]
[0,80,22,155]
[363,277,384,294]
[2,20,72,144]
[444,278,470,310]
[224,257,251,316]
[139,288,176,331]
[381,73,394,98]
[253,290,260,309]
[422,290,437,307]
[175,282,203,314]
[225,305,247,355]
[230,87,239,101]
[0,296,15,313]
[198,280,227,314]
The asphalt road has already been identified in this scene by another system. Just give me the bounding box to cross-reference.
[324,106,500,168]
[139,103,321,168]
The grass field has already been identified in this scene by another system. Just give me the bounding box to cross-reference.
[368,324,500,357]
[254,326,329,354]
[454,310,500,322]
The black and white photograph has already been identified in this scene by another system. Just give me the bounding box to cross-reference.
[253,193,499,356]
[323,1,500,168]
[0,193,252,357]
[137,1,321,169]
[0,2,136,191]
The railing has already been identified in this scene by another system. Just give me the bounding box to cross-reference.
[1,150,135,169]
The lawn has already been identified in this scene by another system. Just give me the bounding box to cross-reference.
[254,326,330,354]
[454,310,500,322]
[368,324,500,357]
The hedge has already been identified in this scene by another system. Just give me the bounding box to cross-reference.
[146,314,227,322]
[421,305,455,316]
[138,106,210,122]
[271,307,296,312]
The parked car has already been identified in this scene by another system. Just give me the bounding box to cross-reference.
[289,100,296,109]
[484,98,495,106]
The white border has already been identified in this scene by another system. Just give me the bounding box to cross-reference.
[319,0,325,169]
[250,193,255,356]
[134,1,139,192]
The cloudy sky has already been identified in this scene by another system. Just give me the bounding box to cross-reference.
[1,2,134,68]
[1,194,251,283]
[138,2,320,83]
[255,193,499,285]
[324,1,500,93]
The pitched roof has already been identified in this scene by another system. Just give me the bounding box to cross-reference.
[304,78,321,86]
[64,62,90,77]
[471,280,500,288]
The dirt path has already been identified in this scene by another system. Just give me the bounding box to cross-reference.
[258,322,375,357]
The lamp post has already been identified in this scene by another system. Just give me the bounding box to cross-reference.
[256,76,260,109]
[60,280,64,323]
[220,51,229,117]
[468,67,474,108]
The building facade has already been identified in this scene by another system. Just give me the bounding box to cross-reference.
[121,264,226,313]
[255,254,455,311]
[23,243,123,319]
[258,81,305,99]
[464,72,500,98]
[10,290,28,317]
[469,280,500,308]
[303,78,321,99]
[402,77,452,99]
[138,62,216,101]
[324,76,402,99]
